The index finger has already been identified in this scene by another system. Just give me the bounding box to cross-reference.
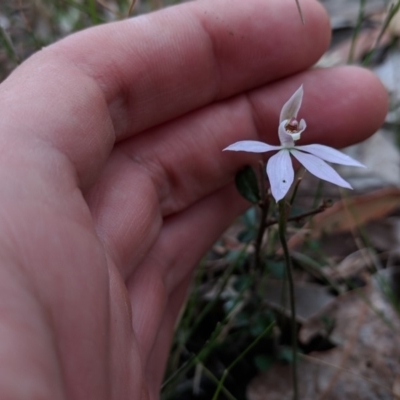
[38,0,331,138]
[0,0,330,188]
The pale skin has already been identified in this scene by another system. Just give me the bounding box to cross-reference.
[0,0,388,399]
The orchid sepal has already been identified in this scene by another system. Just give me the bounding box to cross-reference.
[279,85,304,123]
[266,150,294,201]
[290,149,353,189]
[295,144,365,167]
[223,140,281,153]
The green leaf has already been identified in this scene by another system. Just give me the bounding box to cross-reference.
[235,166,260,204]
[265,260,285,279]
[234,275,253,292]
[242,207,257,227]
[278,346,294,363]
[250,314,275,337]
[254,355,274,371]
[237,228,256,243]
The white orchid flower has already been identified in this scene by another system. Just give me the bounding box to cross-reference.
[224,85,365,202]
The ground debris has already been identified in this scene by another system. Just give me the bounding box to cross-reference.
[247,281,400,400]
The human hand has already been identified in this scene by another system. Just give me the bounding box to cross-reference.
[0,0,387,399]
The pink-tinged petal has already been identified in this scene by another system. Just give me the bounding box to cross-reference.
[279,85,304,123]
[266,150,294,201]
[291,150,352,189]
[298,119,307,134]
[223,140,280,153]
[278,121,295,147]
[296,144,365,167]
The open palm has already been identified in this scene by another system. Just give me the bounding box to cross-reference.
[0,0,387,399]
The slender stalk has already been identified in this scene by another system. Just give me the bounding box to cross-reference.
[88,0,101,24]
[295,0,305,24]
[202,367,237,400]
[312,180,324,209]
[0,25,20,65]
[363,0,400,66]
[128,0,138,16]
[162,264,251,393]
[183,247,247,345]
[348,0,366,64]
[211,321,274,400]
[278,200,298,400]
[254,202,268,269]
[253,161,269,270]
[289,175,303,205]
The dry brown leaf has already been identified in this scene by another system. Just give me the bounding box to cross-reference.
[286,188,400,251]
[262,281,335,323]
[321,248,379,280]
[248,282,400,400]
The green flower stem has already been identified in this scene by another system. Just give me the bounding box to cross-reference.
[253,161,269,270]
[0,25,20,65]
[278,200,298,400]
[254,202,269,270]
[363,0,400,66]
[289,175,303,206]
[162,265,251,394]
[211,321,274,400]
[128,0,138,15]
[348,0,366,64]
[202,366,237,400]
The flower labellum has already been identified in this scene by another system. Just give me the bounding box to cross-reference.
[223,86,365,202]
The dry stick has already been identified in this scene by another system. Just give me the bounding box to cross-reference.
[266,201,331,228]
[278,200,299,400]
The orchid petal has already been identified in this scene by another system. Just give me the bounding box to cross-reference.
[223,140,280,153]
[279,85,304,122]
[291,149,352,189]
[296,144,365,167]
[266,150,294,201]
[278,121,295,147]
[298,119,307,133]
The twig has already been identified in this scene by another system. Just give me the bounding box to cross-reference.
[266,200,331,228]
